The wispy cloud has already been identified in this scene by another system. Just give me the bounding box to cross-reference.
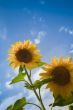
[59,26,73,36]
[0,93,23,110]
[34,31,46,44]
[32,68,43,81]
[30,30,46,44]
[0,69,68,110]
[32,15,45,23]
[69,44,73,53]
[5,81,13,90]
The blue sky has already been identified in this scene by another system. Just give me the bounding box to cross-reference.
[0,0,73,110]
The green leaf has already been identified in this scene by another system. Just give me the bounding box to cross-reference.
[10,72,26,84]
[37,62,46,66]
[33,77,53,89]
[5,97,26,110]
[53,93,73,107]
[25,77,53,90]
[5,105,13,110]
[25,82,33,90]
[12,97,27,110]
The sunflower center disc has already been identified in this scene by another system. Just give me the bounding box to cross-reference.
[16,49,32,63]
[52,66,70,86]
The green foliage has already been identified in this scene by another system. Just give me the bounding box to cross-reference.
[25,82,33,90]
[10,72,26,84]
[6,105,13,110]
[10,66,27,84]
[52,92,73,107]
[37,62,46,66]
[33,77,53,89]
[12,97,26,110]
[19,66,24,73]
[69,105,73,110]
[7,40,73,110]
[25,77,53,90]
[5,97,27,110]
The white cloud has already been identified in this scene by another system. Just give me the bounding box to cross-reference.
[69,44,73,53]
[14,68,19,75]
[32,68,43,81]
[70,44,73,49]
[59,26,73,36]
[34,39,40,44]
[1,68,68,110]
[69,30,73,35]
[26,69,68,110]
[54,106,68,110]
[32,15,45,23]
[69,49,73,53]
[0,93,23,110]
[6,72,11,78]
[5,81,13,90]
[59,26,66,32]
[30,30,46,44]
[34,31,46,44]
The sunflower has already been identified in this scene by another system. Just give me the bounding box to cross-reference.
[8,40,42,69]
[40,56,73,99]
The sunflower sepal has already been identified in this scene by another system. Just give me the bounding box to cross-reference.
[19,65,24,73]
[52,92,73,107]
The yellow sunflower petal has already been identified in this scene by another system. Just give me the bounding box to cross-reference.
[59,56,63,64]
[64,57,72,64]
[8,40,42,69]
[52,56,58,66]
[40,56,73,99]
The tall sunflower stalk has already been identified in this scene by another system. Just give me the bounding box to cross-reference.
[6,40,73,110]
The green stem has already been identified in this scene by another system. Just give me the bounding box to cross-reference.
[51,106,53,110]
[27,102,42,110]
[50,103,53,110]
[39,88,46,110]
[24,66,46,110]
[68,105,73,110]
[24,79,31,85]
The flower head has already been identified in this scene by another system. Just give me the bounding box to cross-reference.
[40,56,73,98]
[8,40,42,69]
